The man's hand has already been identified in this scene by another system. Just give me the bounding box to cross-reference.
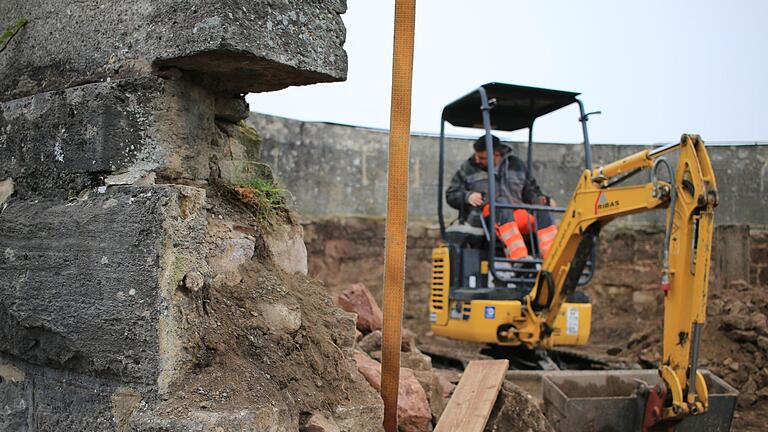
[467,192,484,207]
[538,196,557,207]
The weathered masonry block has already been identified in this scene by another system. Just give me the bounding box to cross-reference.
[0,77,215,199]
[0,185,208,430]
[2,188,170,382]
[0,0,348,101]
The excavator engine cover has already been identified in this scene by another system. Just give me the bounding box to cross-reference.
[429,245,592,346]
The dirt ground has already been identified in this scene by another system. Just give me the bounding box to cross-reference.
[417,277,767,431]
[305,218,768,431]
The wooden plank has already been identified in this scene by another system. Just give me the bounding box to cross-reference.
[434,359,509,432]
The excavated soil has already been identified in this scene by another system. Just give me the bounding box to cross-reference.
[485,381,554,432]
[554,376,638,398]
[159,260,365,415]
[582,278,768,432]
[141,188,380,430]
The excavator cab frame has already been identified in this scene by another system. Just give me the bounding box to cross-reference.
[437,83,597,291]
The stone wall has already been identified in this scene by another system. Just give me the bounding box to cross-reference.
[250,113,768,227]
[304,218,768,336]
[0,2,383,431]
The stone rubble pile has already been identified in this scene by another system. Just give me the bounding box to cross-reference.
[612,278,768,430]
[340,283,553,432]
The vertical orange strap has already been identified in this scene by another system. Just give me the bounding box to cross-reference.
[381,2,416,432]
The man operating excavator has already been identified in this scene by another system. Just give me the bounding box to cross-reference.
[446,135,559,259]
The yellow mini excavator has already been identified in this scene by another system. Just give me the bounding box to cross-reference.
[429,83,721,428]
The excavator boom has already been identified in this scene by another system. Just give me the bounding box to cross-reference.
[521,134,718,424]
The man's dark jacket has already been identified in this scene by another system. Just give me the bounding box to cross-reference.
[446,153,546,219]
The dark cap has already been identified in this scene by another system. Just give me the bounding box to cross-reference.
[473,134,503,153]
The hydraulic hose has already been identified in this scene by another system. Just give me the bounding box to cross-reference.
[652,157,676,291]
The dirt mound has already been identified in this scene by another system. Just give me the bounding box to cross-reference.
[169,260,362,407]
[145,256,382,430]
[484,381,554,432]
[128,189,383,431]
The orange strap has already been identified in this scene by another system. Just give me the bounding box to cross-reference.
[381,2,416,431]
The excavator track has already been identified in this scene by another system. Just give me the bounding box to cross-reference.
[546,347,616,370]
[480,344,624,371]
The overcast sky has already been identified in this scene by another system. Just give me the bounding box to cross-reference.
[247,1,768,144]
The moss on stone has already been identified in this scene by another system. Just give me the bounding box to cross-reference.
[234,175,288,225]
[0,17,27,52]
[237,121,262,162]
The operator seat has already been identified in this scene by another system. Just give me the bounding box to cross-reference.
[444,223,485,248]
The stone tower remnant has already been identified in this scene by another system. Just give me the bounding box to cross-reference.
[0,1,383,430]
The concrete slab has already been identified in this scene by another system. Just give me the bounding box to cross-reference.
[0,0,348,101]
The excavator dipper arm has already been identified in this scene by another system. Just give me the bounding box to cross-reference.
[520,134,718,424]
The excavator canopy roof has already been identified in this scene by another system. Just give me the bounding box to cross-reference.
[442,82,580,132]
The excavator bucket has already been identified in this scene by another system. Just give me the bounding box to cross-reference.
[508,369,738,432]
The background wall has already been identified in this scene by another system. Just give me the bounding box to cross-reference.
[250,113,768,227]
